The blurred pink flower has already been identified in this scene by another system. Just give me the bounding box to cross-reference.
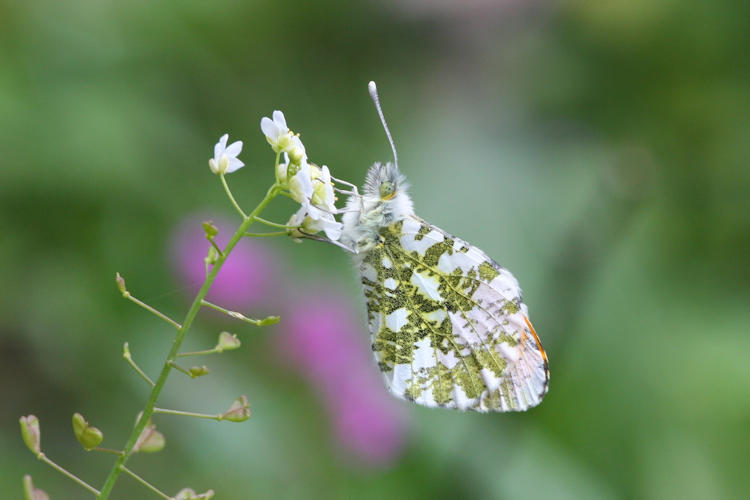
[278,292,409,466]
[170,214,276,309]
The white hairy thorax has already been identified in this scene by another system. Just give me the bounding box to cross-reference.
[341,162,414,254]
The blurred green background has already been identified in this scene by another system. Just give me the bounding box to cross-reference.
[2,0,750,498]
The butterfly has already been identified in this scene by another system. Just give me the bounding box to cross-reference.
[337,83,549,412]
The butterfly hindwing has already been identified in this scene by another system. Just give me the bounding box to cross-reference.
[360,215,549,412]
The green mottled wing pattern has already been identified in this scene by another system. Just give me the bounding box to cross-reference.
[359,215,549,412]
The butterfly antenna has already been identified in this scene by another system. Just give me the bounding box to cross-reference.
[368,81,398,170]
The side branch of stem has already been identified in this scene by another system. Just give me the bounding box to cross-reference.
[98,182,280,499]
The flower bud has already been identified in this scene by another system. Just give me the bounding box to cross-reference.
[258,315,280,326]
[216,331,241,352]
[175,488,215,500]
[72,413,104,451]
[23,475,49,500]
[204,246,219,267]
[287,135,305,165]
[222,395,251,422]
[19,415,41,456]
[202,221,218,240]
[189,365,210,378]
[115,272,128,296]
[134,420,165,454]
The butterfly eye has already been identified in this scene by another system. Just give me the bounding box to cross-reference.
[380,181,396,200]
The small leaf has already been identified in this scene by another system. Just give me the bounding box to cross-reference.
[72,413,103,451]
[202,221,219,239]
[222,395,251,422]
[189,365,210,378]
[19,415,41,455]
[133,418,165,454]
[23,475,50,500]
[216,332,241,352]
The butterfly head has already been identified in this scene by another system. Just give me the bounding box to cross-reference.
[340,161,414,253]
[364,162,403,201]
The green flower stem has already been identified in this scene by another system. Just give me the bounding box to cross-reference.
[122,293,182,330]
[220,173,248,219]
[153,407,222,421]
[119,466,170,500]
[167,361,192,377]
[200,299,279,326]
[98,182,280,499]
[38,453,100,496]
[123,343,155,387]
[253,216,298,229]
[176,348,219,358]
[244,231,290,237]
[206,236,224,257]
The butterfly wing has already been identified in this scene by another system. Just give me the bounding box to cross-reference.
[359,215,549,412]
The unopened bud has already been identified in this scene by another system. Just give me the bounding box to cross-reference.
[189,365,209,378]
[222,395,251,422]
[175,488,215,500]
[202,221,218,240]
[23,475,49,500]
[72,413,104,451]
[204,246,219,267]
[19,415,41,456]
[115,273,128,296]
[258,315,281,326]
[134,422,165,453]
[216,332,241,352]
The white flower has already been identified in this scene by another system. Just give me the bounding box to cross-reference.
[289,160,314,205]
[276,153,290,186]
[208,134,244,175]
[287,134,306,165]
[261,111,293,153]
[289,206,343,241]
[311,165,336,212]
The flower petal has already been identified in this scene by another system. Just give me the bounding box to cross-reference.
[272,110,287,130]
[225,140,243,157]
[225,158,245,173]
[260,117,276,140]
[214,134,229,159]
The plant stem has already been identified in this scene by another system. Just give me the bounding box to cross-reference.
[176,348,219,358]
[120,466,171,499]
[38,453,100,496]
[153,407,222,420]
[168,361,192,377]
[200,299,278,326]
[98,182,279,499]
[123,294,181,330]
[207,236,224,257]
[123,343,155,387]
[244,231,290,237]
[253,216,297,229]
[220,173,248,219]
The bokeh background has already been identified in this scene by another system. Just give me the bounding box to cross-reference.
[2,0,750,498]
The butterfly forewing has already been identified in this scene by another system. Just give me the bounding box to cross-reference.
[360,215,549,412]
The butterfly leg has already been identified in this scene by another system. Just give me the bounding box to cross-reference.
[295,231,358,254]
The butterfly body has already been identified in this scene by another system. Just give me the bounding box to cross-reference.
[341,162,549,412]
